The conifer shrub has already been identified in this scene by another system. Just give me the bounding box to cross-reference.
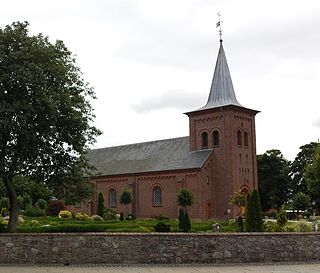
[154,221,171,232]
[36,199,48,211]
[97,192,105,217]
[75,213,90,221]
[90,215,104,222]
[178,207,191,232]
[103,208,116,220]
[245,189,263,232]
[276,204,288,228]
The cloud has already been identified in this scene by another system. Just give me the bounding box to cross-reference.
[313,118,320,129]
[131,89,205,113]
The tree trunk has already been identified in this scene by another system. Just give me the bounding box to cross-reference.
[3,176,19,232]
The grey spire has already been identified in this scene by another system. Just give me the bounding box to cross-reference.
[198,40,242,110]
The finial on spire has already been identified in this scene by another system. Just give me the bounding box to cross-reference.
[216,12,223,42]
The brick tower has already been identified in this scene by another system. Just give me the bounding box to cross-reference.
[185,40,259,218]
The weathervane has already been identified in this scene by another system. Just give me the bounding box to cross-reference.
[216,12,223,42]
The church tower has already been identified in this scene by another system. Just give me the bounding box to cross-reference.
[185,40,259,218]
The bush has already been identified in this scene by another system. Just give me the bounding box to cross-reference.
[245,189,263,232]
[23,206,46,217]
[75,213,90,221]
[154,221,171,232]
[277,205,288,227]
[36,199,48,211]
[292,220,313,232]
[103,208,116,220]
[47,200,66,216]
[58,210,72,218]
[90,215,104,222]
[1,207,8,217]
[30,220,40,226]
[120,212,124,221]
[178,207,191,232]
[97,192,105,217]
[155,214,170,221]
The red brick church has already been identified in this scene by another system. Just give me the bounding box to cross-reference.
[70,40,259,219]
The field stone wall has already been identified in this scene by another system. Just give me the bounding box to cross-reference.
[0,232,320,265]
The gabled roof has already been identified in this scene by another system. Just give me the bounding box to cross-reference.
[88,137,212,176]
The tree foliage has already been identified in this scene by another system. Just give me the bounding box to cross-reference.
[0,22,100,231]
[177,188,194,208]
[257,149,290,211]
[245,189,263,232]
[120,189,133,205]
[230,190,247,208]
[292,192,311,212]
[306,145,320,211]
[290,142,319,196]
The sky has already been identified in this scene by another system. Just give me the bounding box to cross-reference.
[1,0,320,161]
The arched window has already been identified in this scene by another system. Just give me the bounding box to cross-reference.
[212,130,219,146]
[109,189,117,208]
[153,186,162,206]
[201,132,208,149]
[237,130,242,146]
[244,132,249,147]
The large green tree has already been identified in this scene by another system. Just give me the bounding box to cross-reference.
[0,22,100,231]
[306,145,320,211]
[290,142,319,196]
[257,150,291,211]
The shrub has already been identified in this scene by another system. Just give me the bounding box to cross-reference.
[120,212,124,221]
[155,214,170,221]
[47,200,66,216]
[1,207,8,217]
[36,199,48,211]
[17,196,24,210]
[120,189,133,206]
[90,215,104,221]
[292,220,313,232]
[30,220,40,226]
[97,192,105,217]
[75,213,90,221]
[24,206,46,217]
[154,221,171,232]
[178,207,191,232]
[103,208,116,220]
[277,205,287,227]
[245,189,263,232]
[58,210,72,218]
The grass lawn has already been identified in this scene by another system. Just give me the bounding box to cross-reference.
[12,216,236,233]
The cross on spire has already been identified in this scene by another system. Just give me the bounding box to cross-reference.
[216,12,223,42]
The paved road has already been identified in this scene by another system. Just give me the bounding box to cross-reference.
[1,264,320,273]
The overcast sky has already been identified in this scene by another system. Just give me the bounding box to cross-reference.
[1,0,320,161]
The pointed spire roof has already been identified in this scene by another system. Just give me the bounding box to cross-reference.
[197,40,242,111]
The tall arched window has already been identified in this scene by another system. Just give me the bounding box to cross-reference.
[153,186,162,206]
[244,132,249,147]
[212,130,219,146]
[201,132,208,149]
[237,130,242,146]
[109,189,117,208]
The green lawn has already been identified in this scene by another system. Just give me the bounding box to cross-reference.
[12,216,235,233]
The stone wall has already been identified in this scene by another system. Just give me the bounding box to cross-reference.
[0,232,320,265]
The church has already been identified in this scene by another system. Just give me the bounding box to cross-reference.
[70,39,259,219]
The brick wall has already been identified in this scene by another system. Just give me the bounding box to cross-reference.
[1,232,319,265]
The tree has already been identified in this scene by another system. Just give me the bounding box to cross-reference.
[290,142,319,196]
[245,189,263,232]
[291,192,311,213]
[230,190,247,215]
[120,189,133,216]
[177,188,194,232]
[257,150,291,211]
[0,22,101,231]
[306,145,320,211]
[97,192,105,217]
